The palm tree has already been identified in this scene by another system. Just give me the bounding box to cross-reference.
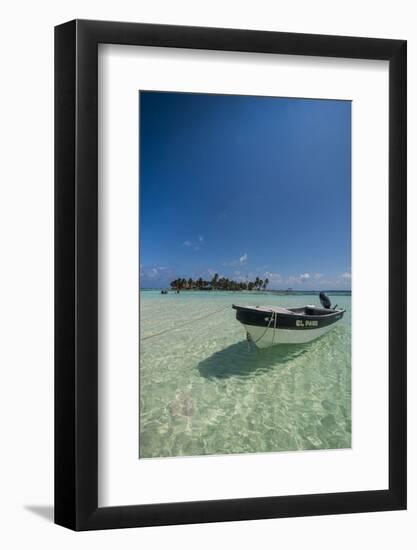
[211,273,219,290]
[171,275,268,292]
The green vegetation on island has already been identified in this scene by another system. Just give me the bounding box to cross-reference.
[169,274,269,292]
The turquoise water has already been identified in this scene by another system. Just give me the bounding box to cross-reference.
[139,291,351,458]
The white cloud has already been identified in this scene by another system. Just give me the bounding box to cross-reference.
[239,253,248,265]
[264,271,282,284]
[225,253,249,267]
[314,273,323,280]
[341,272,351,279]
[288,273,311,285]
[183,236,204,250]
[141,266,161,279]
[140,265,175,283]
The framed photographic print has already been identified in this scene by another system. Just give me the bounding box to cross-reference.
[55,20,406,530]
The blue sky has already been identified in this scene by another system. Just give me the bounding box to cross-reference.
[140,91,351,290]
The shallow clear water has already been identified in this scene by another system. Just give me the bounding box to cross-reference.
[139,291,351,458]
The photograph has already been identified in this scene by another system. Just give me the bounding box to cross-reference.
[139,90,352,459]
[0,0,408,540]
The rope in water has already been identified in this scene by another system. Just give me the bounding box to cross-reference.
[141,305,230,342]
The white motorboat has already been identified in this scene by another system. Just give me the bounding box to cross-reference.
[232,292,345,348]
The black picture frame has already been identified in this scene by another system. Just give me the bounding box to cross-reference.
[55,19,407,531]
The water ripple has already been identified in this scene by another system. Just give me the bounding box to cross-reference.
[139,291,351,458]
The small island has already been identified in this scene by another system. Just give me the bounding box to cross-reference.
[169,274,269,291]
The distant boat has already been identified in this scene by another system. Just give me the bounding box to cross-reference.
[232,292,345,348]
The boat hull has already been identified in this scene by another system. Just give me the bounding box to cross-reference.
[233,304,345,348]
[243,322,338,348]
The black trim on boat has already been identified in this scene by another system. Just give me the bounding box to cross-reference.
[232,304,345,330]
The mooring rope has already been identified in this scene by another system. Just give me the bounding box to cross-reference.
[271,309,277,346]
[252,310,276,345]
[141,305,230,342]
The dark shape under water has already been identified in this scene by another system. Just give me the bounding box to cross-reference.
[198,340,309,380]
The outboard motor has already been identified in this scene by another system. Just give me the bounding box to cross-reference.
[319,292,332,309]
